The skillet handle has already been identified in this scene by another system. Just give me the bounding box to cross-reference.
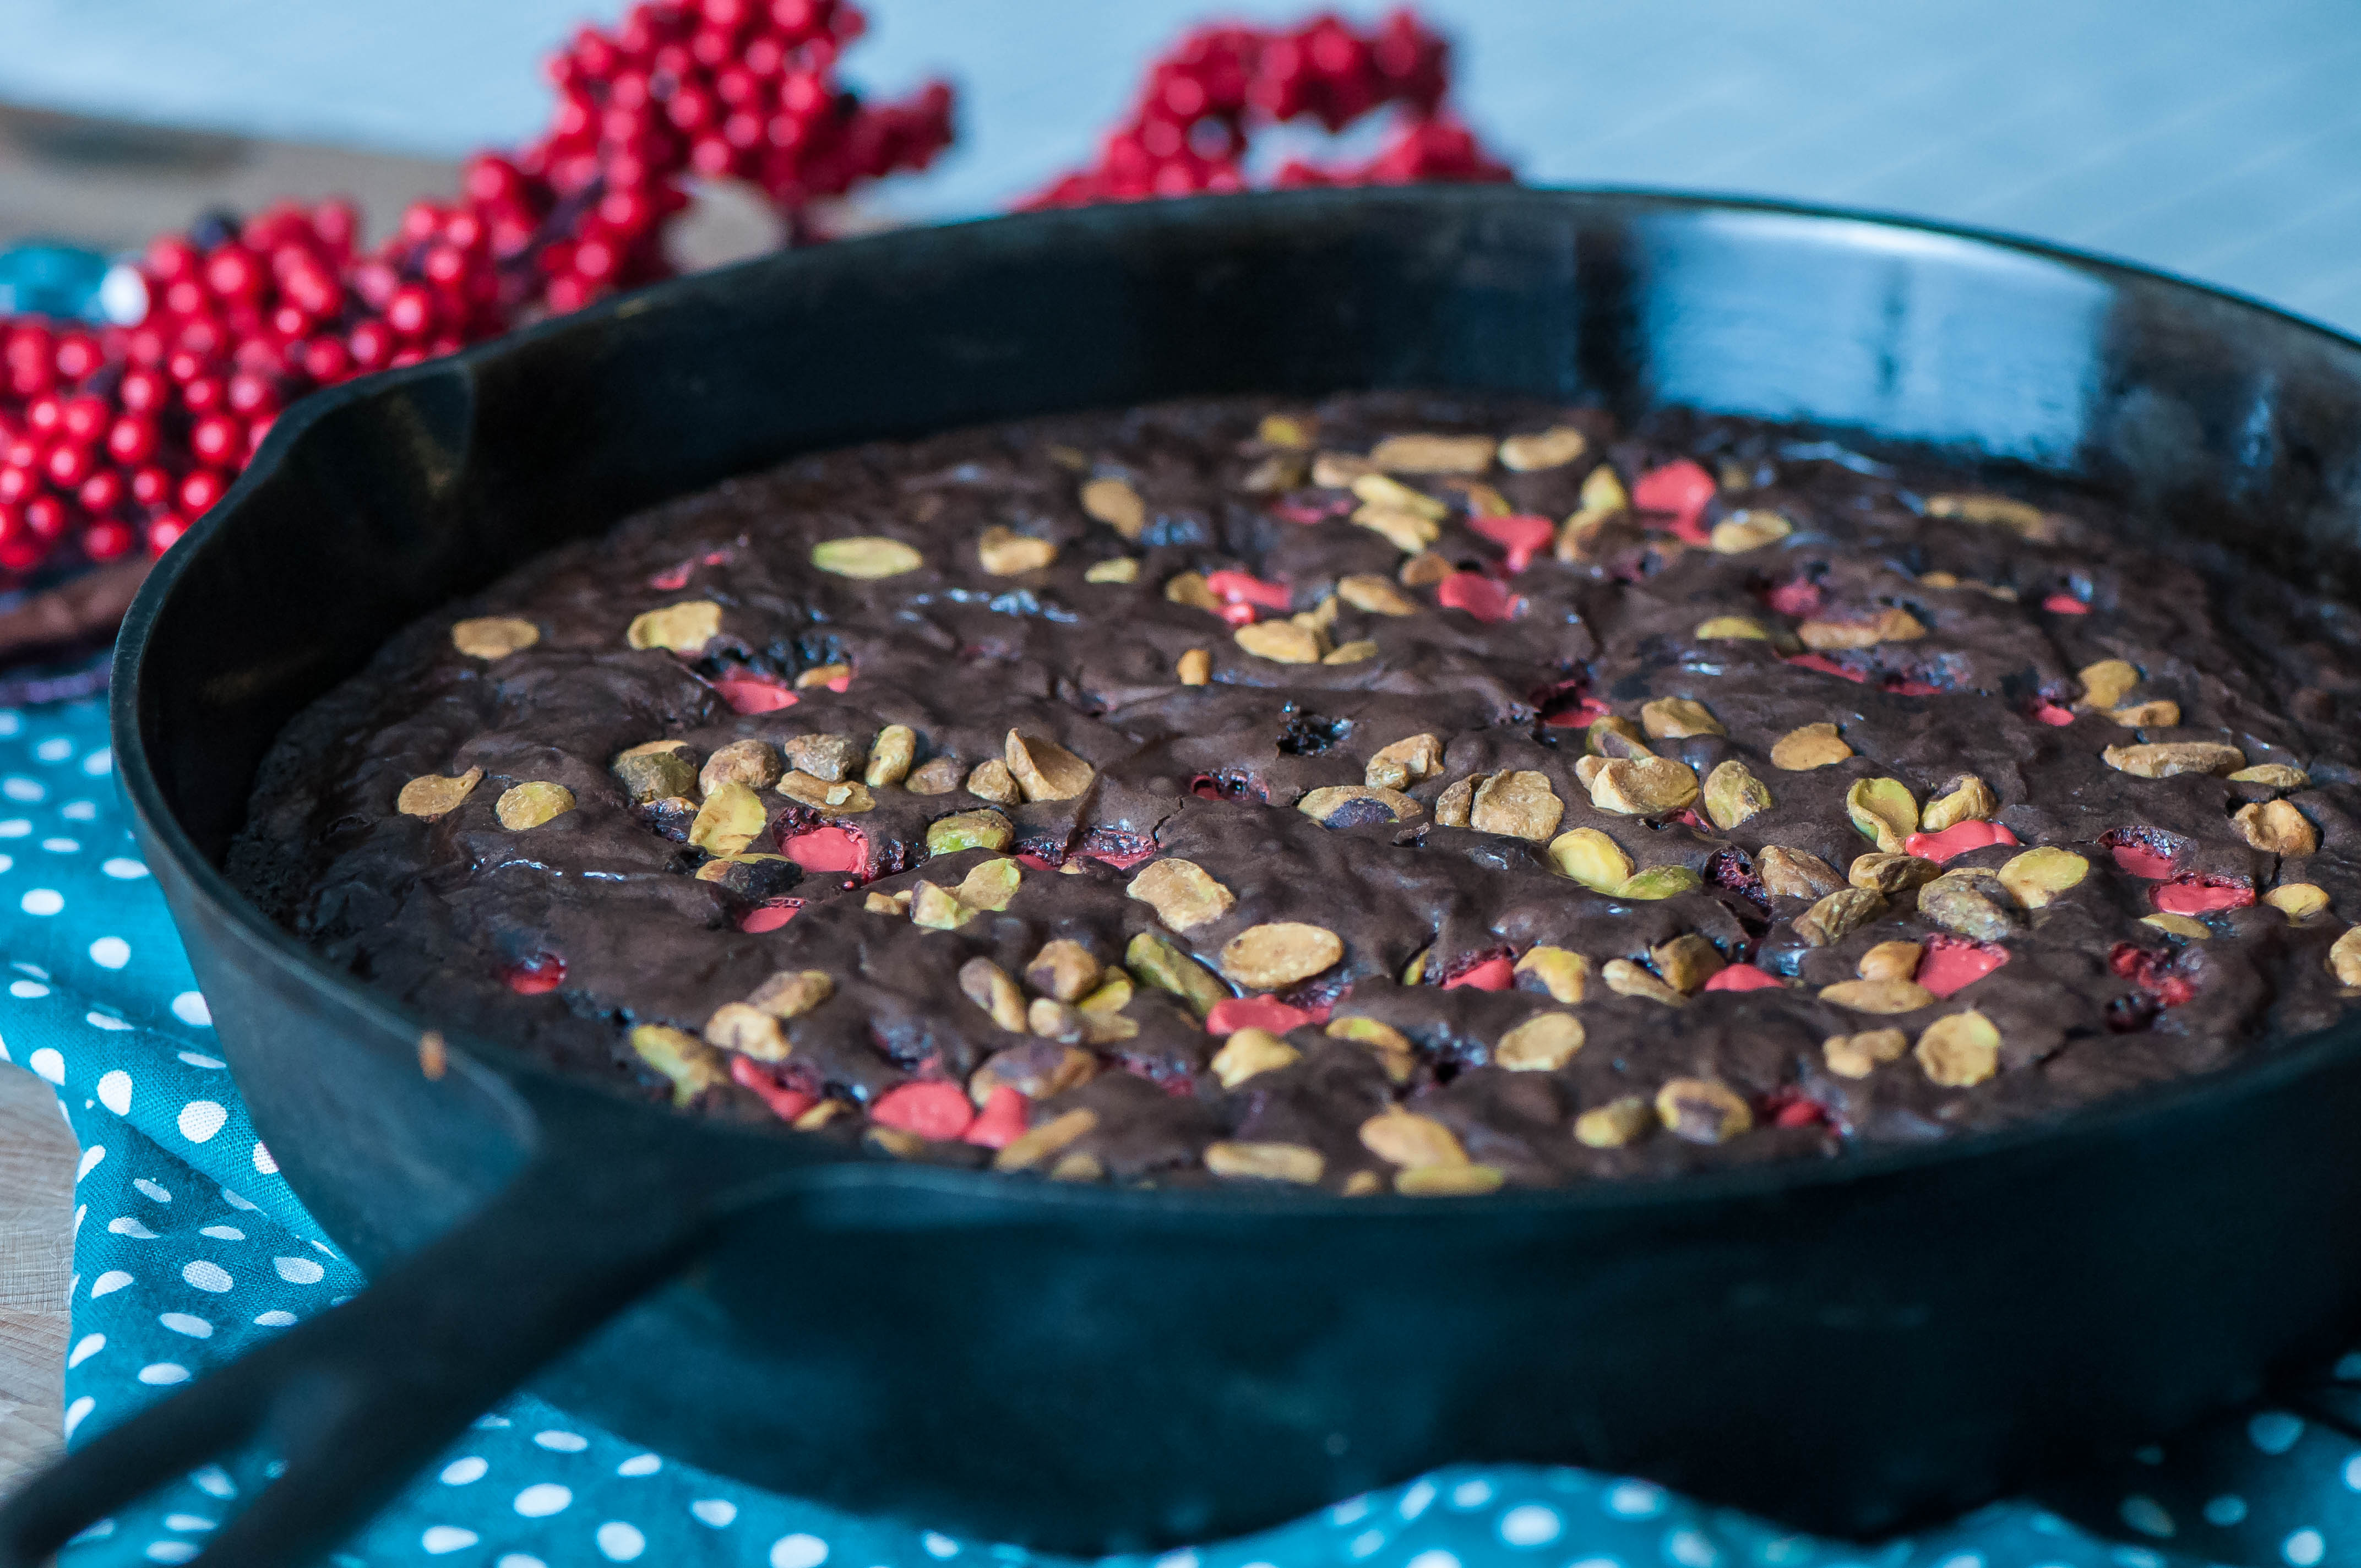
[0,1129,726,1568]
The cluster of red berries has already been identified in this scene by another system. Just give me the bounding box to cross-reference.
[0,0,951,581]
[1024,8,1511,208]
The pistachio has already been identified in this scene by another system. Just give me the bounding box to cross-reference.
[1585,715,1654,759]
[1294,596,1339,635]
[970,1039,1097,1103]
[625,600,723,654]
[1587,755,1699,816]
[993,1108,1100,1172]
[704,1001,788,1061]
[963,759,1021,806]
[955,857,1022,912]
[2103,742,2246,779]
[1124,931,1229,1018]
[1243,455,1307,494]
[1219,922,1344,989]
[1657,1078,1752,1144]
[1470,770,1564,841]
[1925,492,2049,538]
[781,733,862,783]
[1320,574,1412,620]
[1027,997,1086,1043]
[1916,1011,2001,1087]
[1819,978,1934,1014]
[977,525,1058,575]
[1848,851,1940,894]
[1203,1141,1324,1185]
[909,881,974,930]
[1823,1027,1910,1079]
[2266,884,2330,920]
[1085,557,1141,584]
[1359,1109,1471,1168]
[1857,940,1924,982]
[1399,551,1454,587]
[1354,506,1443,554]
[695,853,801,900]
[1618,865,1703,900]
[926,808,1014,855]
[1434,774,1481,827]
[2110,700,2181,728]
[1845,778,1919,853]
[1794,887,1886,947]
[1325,639,1379,665]
[1919,774,1999,832]
[1396,1164,1508,1196]
[1641,697,1726,739]
[1499,426,1587,471]
[999,730,1092,803]
[864,725,917,789]
[810,537,923,579]
[2076,659,2140,709]
[1513,945,1590,1004]
[496,781,576,831]
[1177,648,1212,685]
[451,616,539,660]
[1258,413,1315,449]
[1494,1011,1586,1071]
[864,890,912,916]
[1709,510,1793,553]
[2331,927,2361,986]
[1366,732,1443,791]
[1165,571,1222,613]
[1401,950,1430,986]
[1997,847,2089,908]
[1575,1095,1655,1149]
[1327,1016,1416,1082]
[629,1023,726,1106]
[398,766,483,819]
[1771,723,1853,774]
[1919,870,2017,941]
[1127,858,1235,932]
[611,741,695,803]
[1650,934,1726,993]
[1799,607,1927,650]
[1694,616,1771,641]
[1603,958,1686,1008]
[907,756,965,794]
[1210,1027,1301,1088]
[1078,972,1133,1015]
[747,968,834,1019]
[1369,432,1497,473]
[1298,784,1421,828]
[2235,799,2319,856]
[1026,939,1102,1003]
[1312,451,1376,488]
[1234,620,1326,663]
[1759,846,1847,900]
[1548,827,1633,891]
[1577,464,1629,514]
[2229,763,2310,790]
[794,663,852,689]
[1700,760,1772,831]
[775,771,874,815]
[1350,472,1449,520]
[700,738,782,796]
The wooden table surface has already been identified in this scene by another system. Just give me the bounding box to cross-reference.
[0,1060,77,1494]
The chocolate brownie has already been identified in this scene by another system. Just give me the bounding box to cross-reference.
[227,391,2361,1192]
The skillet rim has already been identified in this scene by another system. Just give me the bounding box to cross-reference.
[106,180,2361,1222]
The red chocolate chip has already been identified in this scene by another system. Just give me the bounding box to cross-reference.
[1436,570,1522,623]
[1917,933,2008,998]
[1633,459,1716,542]
[503,952,566,994]
[870,1081,975,1141]
[1441,955,1515,991]
[1784,652,1868,683]
[784,825,867,875]
[1467,513,1554,572]
[1206,995,1319,1036]
[2042,593,2088,614]
[1702,963,1781,993]
[1903,820,2020,863]
[2153,876,2254,916]
[712,672,797,713]
[738,903,799,933]
[729,1056,817,1123]
[961,1085,1031,1148]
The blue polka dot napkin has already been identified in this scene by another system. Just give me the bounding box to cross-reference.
[6,690,2359,1568]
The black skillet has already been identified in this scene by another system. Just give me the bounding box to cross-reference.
[7,186,2361,1568]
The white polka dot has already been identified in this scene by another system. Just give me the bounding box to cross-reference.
[769,1532,826,1565]
[2286,1529,2327,1567]
[91,1270,132,1297]
[440,1457,488,1486]
[2114,1549,2164,1568]
[497,1558,548,1568]
[4,777,44,802]
[42,837,79,853]
[133,1177,169,1203]
[1153,1553,1198,1568]
[596,1521,645,1561]
[2207,1496,2250,1526]
[1406,1551,1462,1568]
[178,1053,225,1069]
[922,1534,960,1559]
[534,1430,590,1452]
[252,1141,277,1174]
[1397,1479,1435,1520]
[62,1395,94,1439]
[76,1145,105,1180]
[2119,1496,2174,1538]
[34,737,70,763]
[137,1363,189,1386]
[60,799,95,820]
[190,1466,236,1499]
[1604,1479,1667,1519]
[181,1261,232,1293]
[1450,1479,1493,1509]
[220,1186,257,1211]
[616,1454,661,1477]
[172,992,213,1026]
[9,979,45,997]
[2251,1411,2305,1453]
[102,857,149,879]
[421,1526,478,1555]
[108,1217,158,1239]
[1499,1503,1563,1546]
[67,1333,106,1368]
[85,1010,131,1031]
[513,1484,571,1518]
[1347,1529,1385,1559]
[83,749,111,776]
[254,1311,297,1327]
[144,1543,198,1564]
[1664,1528,1718,1568]
[159,1314,213,1339]
[161,1514,214,1532]
[0,712,15,736]
[693,1499,738,1528]
[27,1047,63,1084]
[98,1072,134,1115]
[89,937,129,968]
[177,1101,227,1143]
[275,1256,326,1284]
[1331,1496,1373,1526]
[200,1225,244,1241]
[0,819,25,837]
[19,888,61,916]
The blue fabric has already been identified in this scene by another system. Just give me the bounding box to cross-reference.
[3,690,2353,1568]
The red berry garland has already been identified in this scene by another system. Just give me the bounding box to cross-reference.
[1021,9,1511,208]
[0,0,951,580]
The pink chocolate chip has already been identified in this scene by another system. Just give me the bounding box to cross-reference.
[2031,700,2076,727]
[1917,934,2009,998]
[2110,842,2178,879]
[961,1086,1031,1149]
[712,673,797,714]
[784,825,867,875]
[1633,459,1716,542]
[870,1081,975,1141]
[1443,956,1515,992]
[1903,820,2020,863]
[1437,570,1522,623]
[2042,594,2089,614]
[1467,513,1555,572]
[738,903,799,934]
[1783,652,1867,683]
[1206,995,1319,1036]
[730,1057,817,1122]
[2153,877,2255,916]
[1702,963,1782,993]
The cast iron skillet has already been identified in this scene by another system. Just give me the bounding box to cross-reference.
[7,186,2361,1568]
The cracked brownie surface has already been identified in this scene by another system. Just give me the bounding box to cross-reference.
[229,390,2361,1191]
